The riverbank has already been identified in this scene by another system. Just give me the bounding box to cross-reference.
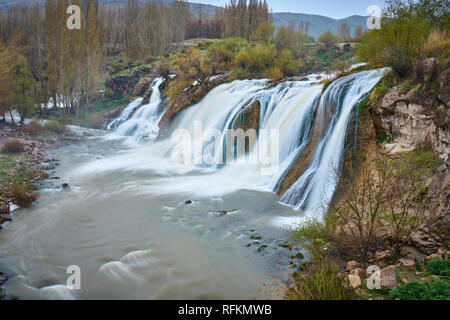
[0,120,83,298]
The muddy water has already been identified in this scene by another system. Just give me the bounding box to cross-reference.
[0,133,302,300]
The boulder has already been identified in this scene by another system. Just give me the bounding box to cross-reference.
[132,77,155,97]
[381,265,398,289]
[348,274,362,288]
[346,260,361,271]
[401,246,426,263]
[398,258,415,270]
[350,268,365,278]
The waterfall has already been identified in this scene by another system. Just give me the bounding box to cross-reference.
[104,69,386,220]
[107,98,144,130]
[166,76,323,188]
[109,77,165,140]
[280,69,387,215]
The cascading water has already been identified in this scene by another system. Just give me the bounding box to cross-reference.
[105,69,385,217]
[110,77,165,140]
[280,69,387,215]
[0,69,390,300]
[166,76,323,190]
[106,97,144,130]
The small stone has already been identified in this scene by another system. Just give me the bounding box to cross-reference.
[348,274,362,288]
[185,200,192,205]
[346,260,360,271]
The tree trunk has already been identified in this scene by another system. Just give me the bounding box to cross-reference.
[8,110,15,124]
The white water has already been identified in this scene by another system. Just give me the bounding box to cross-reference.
[109,77,165,140]
[0,69,388,300]
[281,69,387,216]
[106,70,386,221]
[106,97,144,130]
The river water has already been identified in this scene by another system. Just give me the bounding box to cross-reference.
[0,69,386,300]
[0,133,301,299]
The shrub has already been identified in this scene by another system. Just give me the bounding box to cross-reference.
[276,49,302,76]
[388,279,450,300]
[267,67,283,82]
[25,119,43,135]
[42,120,68,135]
[164,78,189,101]
[420,29,449,59]
[426,258,450,278]
[318,31,338,47]
[9,181,37,207]
[1,139,25,154]
[154,59,172,78]
[234,44,277,75]
[286,256,356,300]
[331,60,351,74]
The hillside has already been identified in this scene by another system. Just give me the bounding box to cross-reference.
[273,12,368,39]
[0,0,368,39]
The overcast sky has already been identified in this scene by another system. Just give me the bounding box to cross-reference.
[195,0,386,19]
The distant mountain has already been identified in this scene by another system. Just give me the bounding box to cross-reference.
[0,0,368,38]
[272,12,368,39]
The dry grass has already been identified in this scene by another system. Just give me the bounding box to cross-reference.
[25,119,44,135]
[1,138,25,154]
[9,181,37,207]
[420,29,450,59]
[42,120,68,135]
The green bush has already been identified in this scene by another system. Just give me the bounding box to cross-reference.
[234,44,277,75]
[286,256,356,300]
[389,279,450,300]
[427,258,450,278]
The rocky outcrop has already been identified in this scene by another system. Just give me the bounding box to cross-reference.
[105,67,143,99]
[374,83,450,162]
[132,77,155,98]
[232,100,261,133]
[438,68,450,107]
[158,75,227,137]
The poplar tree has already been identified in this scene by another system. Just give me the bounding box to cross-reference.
[13,54,35,123]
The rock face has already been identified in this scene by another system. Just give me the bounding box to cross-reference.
[132,77,155,98]
[106,67,143,100]
[375,84,449,161]
[438,68,450,107]
[158,75,227,136]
